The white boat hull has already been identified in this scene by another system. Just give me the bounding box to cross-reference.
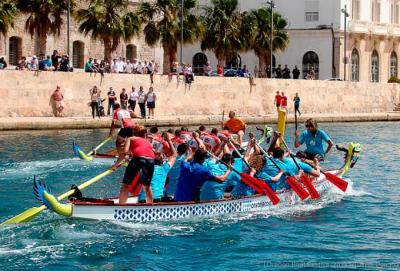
[71,175,335,222]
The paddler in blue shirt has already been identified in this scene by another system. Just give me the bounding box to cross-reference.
[174,133,232,202]
[294,118,333,161]
[138,132,177,203]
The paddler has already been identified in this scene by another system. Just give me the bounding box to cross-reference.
[223,110,246,146]
[108,103,136,157]
[112,125,155,204]
[294,118,333,161]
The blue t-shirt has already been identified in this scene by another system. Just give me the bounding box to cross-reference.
[174,161,215,202]
[85,61,93,72]
[200,163,228,201]
[164,155,185,197]
[299,129,331,156]
[139,162,171,201]
[225,158,244,188]
[44,59,52,68]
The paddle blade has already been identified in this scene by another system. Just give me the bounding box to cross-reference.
[1,207,44,225]
[128,174,142,196]
[324,172,348,192]
[300,175,320,199]
[240,173,280,205]
[286,176,309,200]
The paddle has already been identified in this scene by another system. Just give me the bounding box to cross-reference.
[226,141,280,205]
[1,166,120,225]
[87,136,112,156]
[221,110,225,130]
[294,103,298,131]
[255,142,309,200]
[280,139,320,199]
[128,174,142,196]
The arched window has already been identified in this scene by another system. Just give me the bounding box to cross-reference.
[226,54,242,70]
[9,36,22,66]
[371,50,379,82]
[126,44,137,62]
[192,52,208,75]
[72,41,84,69]
[390,51,398,78]
[302,51,319,79]
[351,49,360,81]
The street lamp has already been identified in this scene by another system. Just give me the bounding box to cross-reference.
[267,1,275,78]
[341,5,349,80]
[67,0,70,70]
[180,0,183,65]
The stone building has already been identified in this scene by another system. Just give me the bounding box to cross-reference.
[182,0,400,82]
[0,1,164,70]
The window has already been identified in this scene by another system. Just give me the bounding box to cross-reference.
[126,44,137,62]
[372,0,381,22]
[371,50,379,82]
[393,0,400,24]
[351,49,360,81]
[305,1,319,22]
[72,41,84,69]
[390,51,398,78]
[9,36,22,66]
[192,53,208,75]
[302,51,319,79]
[352,0,360,20]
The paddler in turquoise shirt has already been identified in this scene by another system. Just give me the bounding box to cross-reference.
[294,118,333,161]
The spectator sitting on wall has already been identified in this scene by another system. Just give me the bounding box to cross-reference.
[38,55,45,71]
[217,64,224,77]
[292,65,300,79]
[241,64,250,77]
[51,50,61,71]
[147,61,155,84]
[16,56,27,70]
[27,56,38,71]
[85,58,95,72]
[184,64,194,84]
[203,61,212,76]
[136,61,144,74]
[59,55,71,72]
[275,64,282,78]
[0,56,7,69]
[282,64,291,79]
[44,55,53,71]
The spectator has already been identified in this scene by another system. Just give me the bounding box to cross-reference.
[111,59,118,73]
[274,91,282,113]
[217,64,224,77]
[27,56,38,71]
[89,86,101,119]
[203,61,212,76]
[85,58,95,73]
[0,56,7,69]
[170,61,180,81]
[132,59,138,73]
[253,65,259,78]
[292,65,300,79]
[308,67,316,80]
[184,64,194,84]
[125,59,133,73]
[17,56,27,70]
[147,61,155,84]
[59,55,71,72]
[44,55,53,71]
[293,92,301,116]
[137,86,146,118]
[136,61,144,74]
[116,57,125,73]
[280,92,288,112]
[120,88,128,109]
[266,65,271,78]
[51,50,61,71]
[241,64,250,77]
[129,86,138,112]
[38,55,45,71]
[107,87,117,115]
[282,64,291,79]
[154,62,160,74]
[275,64,282,78]
[50,85,64,117]
[146,86,156,119]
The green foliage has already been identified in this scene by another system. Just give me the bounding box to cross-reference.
[388,77,400,83]
[0,0,17,36]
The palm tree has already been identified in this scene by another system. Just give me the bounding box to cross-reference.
[17,0,70,55]
[0,0,17,37]
[201,0,246,67]
[250,8,289,74]
[138,0,202,73]
[76,0,141,61]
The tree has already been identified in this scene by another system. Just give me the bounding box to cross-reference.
[0,0,17,37]
[138,0,202,73]
[250,8,289,74]
[76,0,141,61]
[17,0,70,55]
[201,0,246,67]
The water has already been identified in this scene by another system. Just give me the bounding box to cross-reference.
[0,122,399,270]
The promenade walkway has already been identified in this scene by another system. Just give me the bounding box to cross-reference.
[0,112,399,131]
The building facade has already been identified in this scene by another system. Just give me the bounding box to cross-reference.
[183,0,400,82]
[0,1,164,70]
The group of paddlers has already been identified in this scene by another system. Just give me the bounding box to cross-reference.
[107,106,333,204]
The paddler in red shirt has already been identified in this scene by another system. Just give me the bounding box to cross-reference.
[109,103,136,157]
[112,125,155,204]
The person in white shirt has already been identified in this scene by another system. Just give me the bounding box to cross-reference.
[136,61,144,74]
[128,86,139,112]
[124,60,133,73]
[146,86,157,119]
[132,59,138,73]
[111,59,118,73]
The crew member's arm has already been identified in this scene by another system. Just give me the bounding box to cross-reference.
[271,170,284,182]
[214,165,232,183]
[325,140,333,156]
[164,132,178,167]
[192,131,206,150]
[109,119,116,137]
[294,130,301,148]
[112,137,131,169]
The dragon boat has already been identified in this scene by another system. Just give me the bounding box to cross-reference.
[34,143,361,223]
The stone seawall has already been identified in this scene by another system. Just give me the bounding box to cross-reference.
[0,70,399,117]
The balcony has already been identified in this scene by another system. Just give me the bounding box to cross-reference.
[348,20,400,37]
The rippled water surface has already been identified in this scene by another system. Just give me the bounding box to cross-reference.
[0,122,399,270]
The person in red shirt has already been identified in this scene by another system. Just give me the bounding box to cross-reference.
[274,91,282,113]
[217,65,224,77]
[280,92,288,112]
[109,103,136,157]
[112,125,155,204]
